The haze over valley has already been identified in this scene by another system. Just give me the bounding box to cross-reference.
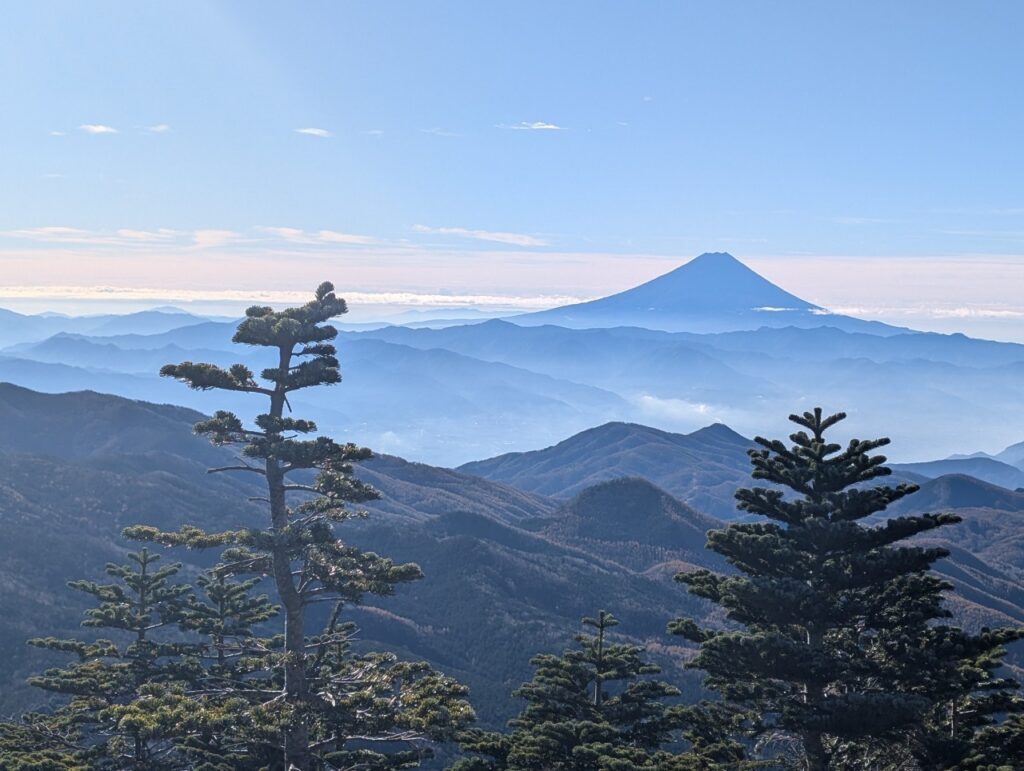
[4,252,1024,464]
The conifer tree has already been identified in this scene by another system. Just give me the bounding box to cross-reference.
[2,549,194,768]
[906,624,1024,768]
[452,610,737,770]
[135,282,474,768]
[178,567,278,675]
[671,408,1023,770]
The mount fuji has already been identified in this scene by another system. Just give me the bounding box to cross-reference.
[513,252,903,334]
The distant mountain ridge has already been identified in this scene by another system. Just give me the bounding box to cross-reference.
[513,252,905,334]
[460,421,755,519]
[0,307,215,347]
[890,474,1024,513]
[892,457,1024,491]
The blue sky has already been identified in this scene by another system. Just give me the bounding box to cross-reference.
[1,1,1023,337]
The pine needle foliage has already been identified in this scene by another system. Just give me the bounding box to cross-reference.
[149,282,473,768]
[1,549,196,768]
[451,610,745,770]
[672,408,1023,770]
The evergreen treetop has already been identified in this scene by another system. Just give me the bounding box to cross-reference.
[452,610,743,771]
[673,408,1023,770]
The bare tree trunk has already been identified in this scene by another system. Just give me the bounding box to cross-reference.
[803,730,828,771]
[268,345,311,770]
[803,625,828,771]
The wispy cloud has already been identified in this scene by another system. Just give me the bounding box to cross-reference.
[833,216,896,225]
[317,229,375,245]
[420,127,461,137]
[3,226,228,249]
[4,225,376,250]
[79,124,118,134]
[145,124,171,133]
[413,224,547,247]
[295,127,332,138]
[938,228,1024,239]
[257,226,305,241]
[498,121,565,131]
[48,130,65,136]
[116,228,177,241]
[3,226,98,243]
[192,229,241,248]
[257,226,375,246]
[363,129,384,136]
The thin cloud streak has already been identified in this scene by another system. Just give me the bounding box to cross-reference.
[2,226,224,249]
[257,226,375,245]
[79,124,118,134]
[318,229,375,245]
[295,127,332,137]
[498,121,565,131]
[116,228,177,242]
[413,224,547,247]
[420,127,461,137]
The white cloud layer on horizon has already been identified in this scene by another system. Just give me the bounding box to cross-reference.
[412,224,547,247]
[295,127,332,137]
[79,124,118,134]
[2,235,1024,339]
[0,284,586,312]
[828,305,1024,319]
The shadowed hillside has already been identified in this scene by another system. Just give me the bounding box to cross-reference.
[460,421,754,519]
[532,477,728,573]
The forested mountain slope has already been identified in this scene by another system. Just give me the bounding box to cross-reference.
[0,387,711,724]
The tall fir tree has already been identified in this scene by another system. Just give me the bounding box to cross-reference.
[143,282,473,768]
[2,284,472,770]
[671,408,1023,770]
[452,610,743,771]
